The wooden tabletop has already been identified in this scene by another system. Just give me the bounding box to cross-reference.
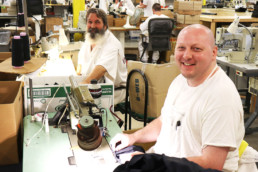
[0,57,47,74]
[200,8,258,36]
[200,8,258,22]
[109,26,140,31]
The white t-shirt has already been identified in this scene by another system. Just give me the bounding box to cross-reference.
[140,14,168,33]
[77,30,127,104]
[151,67,245,172]
[124,0,135,14]
[142,0,155,17]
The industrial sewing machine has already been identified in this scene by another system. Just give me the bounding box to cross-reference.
[62,76,109,151]
[216,27,258,64]
[22,76,122,171]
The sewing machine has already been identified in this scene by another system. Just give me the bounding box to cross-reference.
[62,76,110,151]
[23,76,122,171]
[216,27,258,64]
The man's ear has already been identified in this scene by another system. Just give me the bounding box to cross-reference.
[212,46,218,60]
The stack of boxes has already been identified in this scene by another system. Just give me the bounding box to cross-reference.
[174,0,202,25]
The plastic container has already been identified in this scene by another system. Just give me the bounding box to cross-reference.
[88,79,102,108]
[0,31,11,52]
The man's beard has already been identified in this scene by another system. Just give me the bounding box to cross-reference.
[85,28,106,44]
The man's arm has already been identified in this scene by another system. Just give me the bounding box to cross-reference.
[80,65,107,84]
[187,146,229,171]
[111,116,162,151]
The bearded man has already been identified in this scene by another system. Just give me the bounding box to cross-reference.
[77,8,127,105]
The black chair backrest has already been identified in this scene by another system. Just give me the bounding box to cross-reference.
[148,18,175,51]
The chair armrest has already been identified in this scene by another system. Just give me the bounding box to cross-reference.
[140,33,148,43]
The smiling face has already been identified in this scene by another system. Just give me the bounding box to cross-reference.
[175,24,218,86]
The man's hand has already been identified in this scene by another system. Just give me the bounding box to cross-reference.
[110,133,134,151]
[119,151,144,164]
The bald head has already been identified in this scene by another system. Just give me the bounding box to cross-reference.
[178,24,215,48]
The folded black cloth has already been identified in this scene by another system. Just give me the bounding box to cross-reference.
[114,145,145,164]
[114,153,221,172]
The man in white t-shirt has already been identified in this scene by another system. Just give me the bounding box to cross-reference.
[116,0,135,14]
[138,3,168,63]
[138,0,155,17]
[111,24,247,171]
[77,8,127,105]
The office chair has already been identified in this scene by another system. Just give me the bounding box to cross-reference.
[140,18,175,63]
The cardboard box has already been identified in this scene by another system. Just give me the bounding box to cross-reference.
[107,15,114,27]
[185,15,200,24]
[161,9,174,19]
[113,18,126,27]
[174,1,202,15]
[176,14,200,24]
[194,1,203,10]
[0,81,23,165]
[176,13,185,24]
[45,17,63,39]
[0,52,11,63]
[127,61,180,118]
[174,1,193,12]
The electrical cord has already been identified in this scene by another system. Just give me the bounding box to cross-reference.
[30,15,42,46]
[238,23,253,63]
[57,104,68,127]
[109,105,124,128]
[25,86,61,146]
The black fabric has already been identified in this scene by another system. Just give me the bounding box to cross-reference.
[113,153,221,172]
[115,146,145,164]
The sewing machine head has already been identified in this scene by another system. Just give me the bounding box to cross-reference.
[216,27,258,63]
[67,76,104,150]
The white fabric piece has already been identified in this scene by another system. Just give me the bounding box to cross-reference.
[142,0,155,17]
[238,146,258,172]
[124,0,135,14]
[99,0,109,14]
[77,30,127,104]
[149,67,245,172]
[159,0,166,7]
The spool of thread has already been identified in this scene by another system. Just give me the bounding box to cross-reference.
[17,13,25,27]
[20,32,31,63]
[12,36,24,68]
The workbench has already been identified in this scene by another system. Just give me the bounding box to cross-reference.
[109,26,140,49]
[216,57,258,134]
[23,109,122,172]
[65,26,140,50]
[200,8,258,36]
